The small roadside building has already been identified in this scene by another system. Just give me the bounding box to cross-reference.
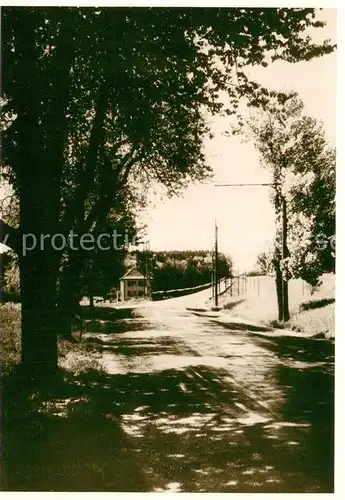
[119,265,151,301]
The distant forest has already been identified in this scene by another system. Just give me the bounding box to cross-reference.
[133,250,233,292]
[1,249,233,301]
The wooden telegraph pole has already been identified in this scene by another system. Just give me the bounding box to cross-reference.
[211,250,214,298]
[144,241,151,298]
[214,220,219,307]
[215,181,290,322]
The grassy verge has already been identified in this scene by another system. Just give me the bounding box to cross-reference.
[0,303,105,377]
[278,300,334,338]
[218,274,335,339]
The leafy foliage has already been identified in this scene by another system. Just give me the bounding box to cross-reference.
[247,93,335,286]
[2,8,335,203]
[256,249,275,276]
[1,250,20,302]
[78,209,137,300]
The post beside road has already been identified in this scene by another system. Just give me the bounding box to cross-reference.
[214,220,219,307]
[215,181,289,322]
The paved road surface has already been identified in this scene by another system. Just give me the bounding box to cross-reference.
[79,295,334,493]
[3,290,334,492]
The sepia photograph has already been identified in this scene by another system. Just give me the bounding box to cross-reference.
[0,2,338,494]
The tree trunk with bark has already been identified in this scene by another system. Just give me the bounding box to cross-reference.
[11,10,74,376]
[20,250,59,377]
[282,278,290,322]
[275,260,283,322]
[274,245,290,322]
[57,255,84,339]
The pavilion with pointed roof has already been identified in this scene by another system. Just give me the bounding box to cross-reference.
[119,265,151,301]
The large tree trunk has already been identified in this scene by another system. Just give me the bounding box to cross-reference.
[18,151,63,377]
[275,262,283,322]
[281,196,290,322]
[273,190,290,323]
[57,251,86,338]
[282,279,290,322]
[20,250,59,377]
[275,259,290,323]
[19,160,62,377]
[12,10,74,376]
[57,268,81,339]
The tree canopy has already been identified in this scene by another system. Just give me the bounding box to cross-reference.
[245,93,335,287]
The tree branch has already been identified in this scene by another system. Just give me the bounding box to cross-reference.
[83,148,140,232]
[60,84,109,235]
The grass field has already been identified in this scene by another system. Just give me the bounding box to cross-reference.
[215,273,335,338]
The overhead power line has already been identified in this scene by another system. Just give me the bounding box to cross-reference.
[215,182,279,187]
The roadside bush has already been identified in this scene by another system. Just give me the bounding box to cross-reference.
[0,302,21,375]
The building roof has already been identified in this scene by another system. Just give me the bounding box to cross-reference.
[120,265,146,281]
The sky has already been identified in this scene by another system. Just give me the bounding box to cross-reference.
[140,8,337,272]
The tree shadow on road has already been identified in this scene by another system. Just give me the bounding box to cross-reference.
[222,299,246,311]
[256,335,335,366]
[2,365,235,492]
[2,355,334,493]
[2,305,335,494]
[80,306,138,321]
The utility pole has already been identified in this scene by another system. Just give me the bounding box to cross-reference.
[145,242,148,281]
[214,220,219,307]
[211,250,215,298]
[215,181,290,322]
[144,240,150,298]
